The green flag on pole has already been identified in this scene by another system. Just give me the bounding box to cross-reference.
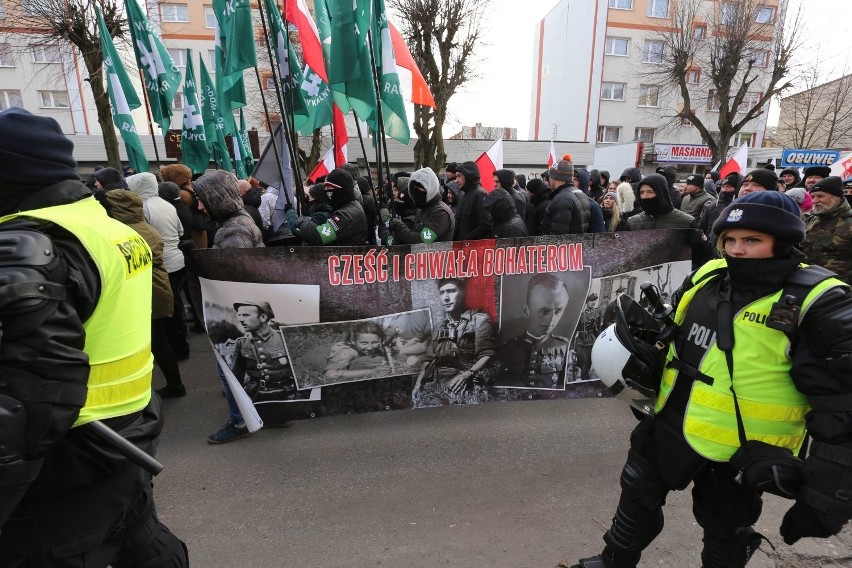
[96,7,148,173]
[199,57,233,172]
[179,49,211,174]
[231,113,248,179]
[239,109,255,174]
[212,9,247,111]
[212,0,257,76]
[372,0,409,144]
[124,0,180,134]
[327,0,377,126]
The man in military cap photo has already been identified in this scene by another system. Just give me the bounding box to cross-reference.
[572,293,601,382]
[231,301,298,403]
[493,274,572,389]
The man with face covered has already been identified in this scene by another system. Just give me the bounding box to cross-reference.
[286,169,368,245]
[387,167,455,244]
[494,274,572,389]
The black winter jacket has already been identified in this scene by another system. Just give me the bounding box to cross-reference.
[543,182,588,235]
[527,180,551,236]
[455,184,491,240]
[484,188,528,238]
[294,198,369,245]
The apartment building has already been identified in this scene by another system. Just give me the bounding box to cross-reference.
[529,0,782,172]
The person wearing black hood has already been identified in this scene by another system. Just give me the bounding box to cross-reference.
[526,178,551,236]
[0,108,188,564]
[574,168,606,233]
[599,170,611,191]
[495,168,528,220]
[699,171,741,244]
[619,167,642,190]
[779,167,801,191]
[588,169,605,203]
[387,167,455,244]
[454,161,491,240]
[442,162,462,215]
[655,165,683,209]
[543,155,589,234]
[287,169,368,245]
[626,173,713,267]
[483,186,528,238]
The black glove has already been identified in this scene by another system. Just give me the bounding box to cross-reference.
[388,218,402,232]
[781,500,841,544]
[284,203,294,213]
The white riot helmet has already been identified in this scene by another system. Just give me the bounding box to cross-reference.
[591,294,669,416]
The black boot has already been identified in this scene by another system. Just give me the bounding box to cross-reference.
[700,526,763,568]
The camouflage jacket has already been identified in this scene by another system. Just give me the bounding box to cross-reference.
[802,199,852,284]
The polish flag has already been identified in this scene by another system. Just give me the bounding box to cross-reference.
[308,147,335,182]
[285,0,328,83]
[547,140,557,168]
[333,103,348,166]
[476,137,504,192]
[389,22,436,108]
[719,143,748,178]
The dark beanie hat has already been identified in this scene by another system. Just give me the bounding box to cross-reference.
[721,172,743,190]
[94,167,126,190]
[741,168,778,191]
[445,162,459,174]
[812,176,844,198]
[548,154,574,182]
[495,169,516,190]
[713,191,805,244]
[0,107,79,187]
[803,165,831,179]
[324,168,354,191]
[158,181,181,202]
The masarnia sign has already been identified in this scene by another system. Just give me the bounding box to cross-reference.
[187,232,691,424]
[655,143,713,164]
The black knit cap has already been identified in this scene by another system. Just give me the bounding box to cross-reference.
[812,176,844,198]
[712,191,805,244]
[0,107,79,187]
[324,168,354,191]
[741,168,778,191]
[721,172,743,190]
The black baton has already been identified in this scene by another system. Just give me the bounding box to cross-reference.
[87,420,164,476]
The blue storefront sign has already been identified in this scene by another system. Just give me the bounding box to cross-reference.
[781,149,841,168]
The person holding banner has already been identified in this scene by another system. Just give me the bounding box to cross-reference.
[286,169,369,246]
[387,167,455,244]
[573,191,852,568]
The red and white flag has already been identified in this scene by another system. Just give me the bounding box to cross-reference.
[333,103,348,166]
[308,147,335,182]
[719,143,748,178]
[389,22,436,108]
[476,137,504,192]
[285,0,328,83]
[547,140,557,168]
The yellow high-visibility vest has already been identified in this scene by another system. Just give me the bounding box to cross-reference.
[1,197,153,426]
[656,259,845,461]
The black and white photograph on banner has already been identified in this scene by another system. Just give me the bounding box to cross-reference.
[580,261,693,384]
[199,278,321,403]
[491,268,592,390]
[280,309,433,389]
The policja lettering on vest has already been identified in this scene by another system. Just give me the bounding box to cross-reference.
[114,234,153,277]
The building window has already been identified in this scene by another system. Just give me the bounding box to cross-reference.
[204,5,217,28]
[265,76,277,90]
[642,40,664,64]
[638,85,660,107]
[0,43,14,67]
[171,92,184,111]
[732,132,753,146]
[167,48,187,67]
[601,82,626,101]
[687,69,701,84]
[38,90,69,108]
[648,0,668,18]
[208,50,217,69]
[608,0,632,9]
[720,3,737,25]
[707,89,721,111]
[161,3,189,23]
[744,49,770,68]
[597,126,621,143]
[605,37,629,57]
[693,25,706,40]
[32,44,61,63]
[738,92,761,113]
[0,89,23,110]
[0,0,5,19]
[635,127,655,143]
[22,0,41,16]
[756,6,775,23]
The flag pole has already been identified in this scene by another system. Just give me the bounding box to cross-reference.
[279,14,307,186]
[137,69,162,167]
[352,110,375,193]
[365,24,393,207]
[252,66,292,208]
[256,0,305,196]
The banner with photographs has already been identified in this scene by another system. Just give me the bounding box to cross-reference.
[188,232,692,422]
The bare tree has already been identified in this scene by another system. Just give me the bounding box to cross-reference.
[2,0,130,168]
[389,0,486,171]
[649,0,801,164]
[777,68,852,149]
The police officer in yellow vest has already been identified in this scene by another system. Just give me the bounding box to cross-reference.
[0,108,187,565]
[574,191,852,568]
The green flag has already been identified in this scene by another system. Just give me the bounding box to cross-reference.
[213,11,247,111]
[179,49,211,174]
[327,0,377,126]
[372,0,409,144]
[213,0,257,76]
[96,7,148,173]
[239,109,254,174]
[124,0,180,134]
[199,57,233,172]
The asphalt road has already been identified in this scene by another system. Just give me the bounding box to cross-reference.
[151,331,851,567]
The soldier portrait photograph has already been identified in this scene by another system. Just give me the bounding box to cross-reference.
[493,268,591,390]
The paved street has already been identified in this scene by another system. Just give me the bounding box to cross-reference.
[152,331,851,567]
